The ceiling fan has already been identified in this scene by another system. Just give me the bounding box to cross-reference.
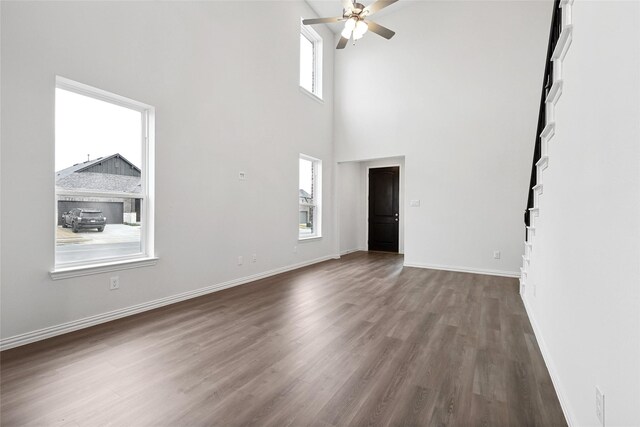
[303,0,398,49]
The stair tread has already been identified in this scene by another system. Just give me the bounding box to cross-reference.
[541,122,555,139]
[536,156,549,167]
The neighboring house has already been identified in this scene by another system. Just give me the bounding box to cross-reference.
[299,189,312,226]
[55,153,141,225]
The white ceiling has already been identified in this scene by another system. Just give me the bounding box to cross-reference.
[305,0,416,34]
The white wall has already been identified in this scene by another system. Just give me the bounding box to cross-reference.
[337,161,365,254]
[523,1,640,425]
[334,1,553,275]
[0,1,336,343]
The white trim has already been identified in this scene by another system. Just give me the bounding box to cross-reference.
[3,254,338,351]
[552,25,573,62]
[300,20,323,100]
[546,99,555,123]
[298,85,324,104]
[50,257,158,280]
[56,190,145,199]
[536,156,549,170]
[340,247,366,256]
[533,183,544,193]
[54,76,155,271]
[561,0,573,26]
[546,80,563,105]
[403,262,520,278]
[522,296,575,426]
[299,153,322,240]
[541,122,556,140]
[298,235,322,242]
[56,76,152,112]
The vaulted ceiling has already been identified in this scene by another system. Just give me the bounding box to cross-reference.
[306,0,416,33]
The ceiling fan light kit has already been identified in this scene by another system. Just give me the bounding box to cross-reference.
[303,0,398,49]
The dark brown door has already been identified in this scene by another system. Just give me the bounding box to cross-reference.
[368,166,399,252]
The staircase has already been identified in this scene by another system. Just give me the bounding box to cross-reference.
[520,0,574,296]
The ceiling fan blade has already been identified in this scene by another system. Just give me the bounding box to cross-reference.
[363,0,398,16]
[302,17,346,25]
[336,36,349,49]
[365,20,396,39]
[342,0,354,13]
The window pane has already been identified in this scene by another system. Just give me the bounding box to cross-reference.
[299,158,315,237]
[55,88,142,173]
[55,86,145,266]
[299,158,313,198]
[56,196,143,264]
[299,34,314,93]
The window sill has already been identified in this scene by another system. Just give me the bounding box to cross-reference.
[298,235,322,242]
[50,257,158,280]
[299,86,324,104]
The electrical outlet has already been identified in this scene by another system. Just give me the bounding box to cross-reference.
[493,251,501,260]
[239,171,246,180]
[596,387,605,426]
[110,276,119,290]
[251,254,257,263]
[237,256,243,265]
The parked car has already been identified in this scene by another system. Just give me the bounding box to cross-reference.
[62,208,106,232]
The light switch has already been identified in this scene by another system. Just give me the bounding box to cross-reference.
[410,200,421,207]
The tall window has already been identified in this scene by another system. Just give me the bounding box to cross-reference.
[299,155,322,239]
[54,77,154,272]
[300,22,323,99]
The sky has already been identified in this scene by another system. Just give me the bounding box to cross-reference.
[299,34,314,93]
[299,158,313,195]
[55,88,142,171]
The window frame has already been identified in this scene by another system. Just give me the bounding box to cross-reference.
[299,21,323,100]
[299,154,322,241]
[51,76,156,279]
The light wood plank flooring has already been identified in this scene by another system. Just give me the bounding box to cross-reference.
[1,252,566,426]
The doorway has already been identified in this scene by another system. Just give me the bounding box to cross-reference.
[368,166,400,252]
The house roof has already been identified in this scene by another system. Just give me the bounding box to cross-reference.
[56,172,141,194]
[56,153,140,179]
[299,189,311,199]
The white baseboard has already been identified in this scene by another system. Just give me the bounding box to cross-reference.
[0,254,339,351]
[521,295,575,426]
[403,262,520,278]
[339,247,366,256]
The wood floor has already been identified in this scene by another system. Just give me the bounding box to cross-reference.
[1,252,566,426]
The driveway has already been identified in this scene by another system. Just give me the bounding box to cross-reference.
[56,224,141,245]
[56,224,142,264]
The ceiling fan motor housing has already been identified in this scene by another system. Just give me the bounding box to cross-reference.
[345,3,367,18]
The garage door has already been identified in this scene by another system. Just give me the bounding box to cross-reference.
[58,201,124,225]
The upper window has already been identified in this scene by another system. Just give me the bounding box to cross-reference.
[300,22,323,99]
[299,155,322,239]
[54,77,154,270]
